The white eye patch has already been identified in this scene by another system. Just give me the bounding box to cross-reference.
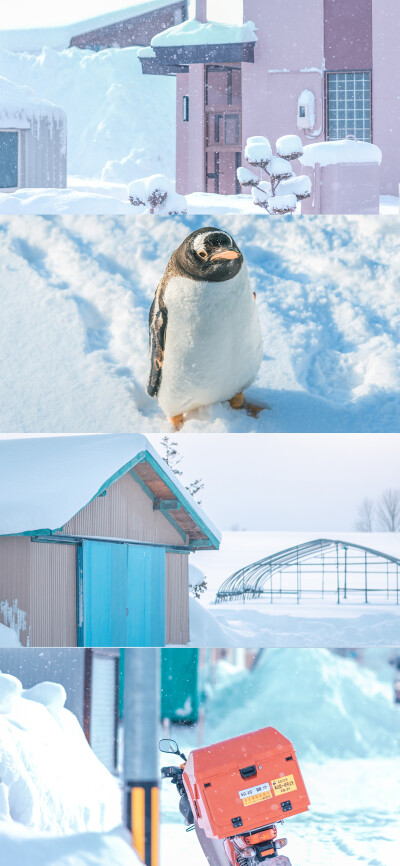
[192,230,233,252]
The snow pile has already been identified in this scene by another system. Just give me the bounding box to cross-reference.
[0,822,139,866]
[204,649,400,760]
[0,45,175,181]
[276,135,303,160]
[128,174,187,214]
[0,672,122,831]
[0,188,132,214]
[300,139,382,167]
[0,624,20,648]
[0,76,65,130]
[151,18,257,46]
[188,597,231,647]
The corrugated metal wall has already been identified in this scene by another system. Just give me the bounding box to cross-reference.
[63,471,186,546]
[165,553,189,645]
[20,116,67,189]
[0,647,85,724]
[0,537,77,647]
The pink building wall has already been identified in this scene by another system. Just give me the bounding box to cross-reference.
[174,0,400,198]
[324,0,372,69]
[176,65,205,194]
[372,0,400,195]
[242,0,324,178]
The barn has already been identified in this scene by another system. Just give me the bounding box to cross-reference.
[0,77,67,192]
[0,434,219,648]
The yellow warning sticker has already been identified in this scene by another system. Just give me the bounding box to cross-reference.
[238,783,272,807]
[271,774,297,796]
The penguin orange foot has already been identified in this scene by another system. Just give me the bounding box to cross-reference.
[229,391,269,417]
[169,413,185,430]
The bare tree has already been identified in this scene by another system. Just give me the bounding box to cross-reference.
[376,489,400,532]
[160,436,204,505]
[354,497,375,532]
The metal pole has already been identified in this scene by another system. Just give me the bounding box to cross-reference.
[296,548,300,605]
[344,547,347,599]
[322,553,325,599]
[124,648,159,866]
[365,550,368,603]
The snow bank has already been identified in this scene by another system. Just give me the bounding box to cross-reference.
[0,45,175,181]
[188,597,231,647]
[300,139,382,167]
[0,76,65,130]
[0,672,122,832]
[151,18,257,47]
[0,822,140,866]
[0,189,132,214]
[0,624,20,648]
[128,174,187,214]
[204,649,400,761]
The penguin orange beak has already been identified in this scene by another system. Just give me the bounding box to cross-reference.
[210,249,240,261]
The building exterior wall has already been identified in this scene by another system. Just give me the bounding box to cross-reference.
[372,0,400,195]
[19,116,67,189]
[242,0,325,168]
[70,2,187,50]
[0,536,77,647]
[165,552,189,645]
[62,471,186,546]
[324,0,372,70]
[176,64,205,194]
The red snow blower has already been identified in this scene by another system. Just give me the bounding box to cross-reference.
[160,726,310,866]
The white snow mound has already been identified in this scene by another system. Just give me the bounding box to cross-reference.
[23,682,67,712]
[205,649,400,760]
[151,18,257,47]
[0,672,122,832]
[300,139,382,167]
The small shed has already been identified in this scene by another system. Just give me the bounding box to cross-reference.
[0,77,67,192]
[0,434,219,648]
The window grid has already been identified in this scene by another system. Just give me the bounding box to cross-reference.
[327,72,371,142]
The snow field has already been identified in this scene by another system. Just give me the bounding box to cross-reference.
[0,214,399,433]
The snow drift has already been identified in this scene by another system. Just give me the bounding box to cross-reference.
[0,45,175,182]
[0,671,139,864]
[203,649,400,761]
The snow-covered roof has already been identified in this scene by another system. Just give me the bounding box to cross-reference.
[0,2,183,53]
[0,77,66,129]
[300,139,382,168]
[151,17,257,47]
[0,434,220,548]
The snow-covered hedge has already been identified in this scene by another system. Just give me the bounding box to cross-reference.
[128,174,187,215]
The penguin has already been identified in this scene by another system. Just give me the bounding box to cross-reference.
[147,227,264,428]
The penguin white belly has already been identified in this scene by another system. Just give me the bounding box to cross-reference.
[157,266,263,417]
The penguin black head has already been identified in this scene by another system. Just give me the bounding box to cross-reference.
[174,227,243,283]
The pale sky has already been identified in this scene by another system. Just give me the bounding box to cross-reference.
[0,0,243,30]
[148,434,400,532]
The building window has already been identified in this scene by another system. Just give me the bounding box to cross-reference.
[182,95,189,122]
[327,71,371,142]
[0,131,19,189]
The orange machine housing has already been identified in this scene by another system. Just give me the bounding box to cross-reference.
[182,727,310,840]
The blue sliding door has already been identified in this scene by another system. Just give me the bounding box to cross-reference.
[78,541,166,647]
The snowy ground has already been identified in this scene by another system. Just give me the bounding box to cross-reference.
[189,532,400,647]
[1,214,400,433]
[0,672,139,865]
[161,650,400,866]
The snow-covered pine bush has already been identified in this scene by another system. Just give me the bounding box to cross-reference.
[128,174,187,215]
[237,134,311,214]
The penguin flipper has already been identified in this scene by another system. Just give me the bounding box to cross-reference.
[147,293,168,397]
